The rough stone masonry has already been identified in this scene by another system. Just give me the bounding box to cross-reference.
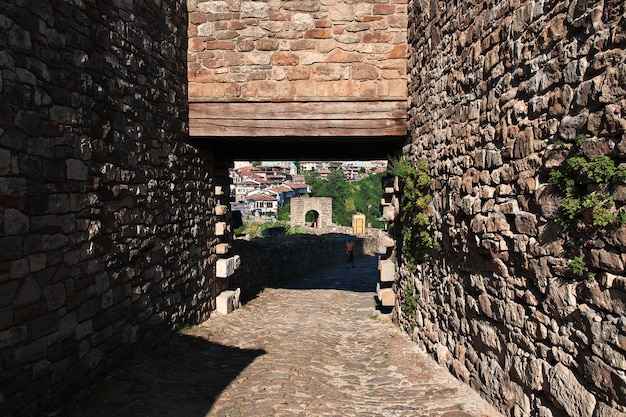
[397,0,626,416]
[0,1,221,415]
[187,0,408,102]
[1,0,626,417]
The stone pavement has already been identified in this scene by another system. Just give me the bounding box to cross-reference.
[54,256,504,417]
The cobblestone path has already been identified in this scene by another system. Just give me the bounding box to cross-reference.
[56,256,504,417]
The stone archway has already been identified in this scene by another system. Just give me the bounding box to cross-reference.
[290,197,332,229]
[305,209,320,228]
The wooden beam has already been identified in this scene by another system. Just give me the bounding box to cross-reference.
[190,101,406,120]
[190,118,406,137]
[189,101,407,138]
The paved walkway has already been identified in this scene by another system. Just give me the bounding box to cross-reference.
[56,256,504,417]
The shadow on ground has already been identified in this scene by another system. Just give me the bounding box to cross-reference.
[277,255,394,314]
[48,334,265,417]
[278,255,380,293]
[47,255,383,417]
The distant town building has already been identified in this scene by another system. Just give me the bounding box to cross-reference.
[245,190,279,215]
[230,160,384,216]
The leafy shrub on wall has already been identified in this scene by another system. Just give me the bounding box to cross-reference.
[548,135,626,278]
[387,157,439,270]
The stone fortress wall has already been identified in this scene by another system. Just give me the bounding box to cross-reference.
[0,1,220,415]
[1,0,626,415]
[229,233,365,302]
[187,0,408,102]
[397,0,626,416]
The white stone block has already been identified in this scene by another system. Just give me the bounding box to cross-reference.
[216,288,241,315]
[378,288,395,307]
[215,204,228,215]
[384,186,395,194]
[215,221,227,236]
[216,255,241,278]
[378,259,396,282]
[382,205,397,221]
[215,185,224,196]
[379,233,395,247]
[215,243,230,255]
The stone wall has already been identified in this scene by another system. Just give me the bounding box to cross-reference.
[228,233,364,300]
[187,0,407,102]
[399,0,626,416]
[0,1,220,415]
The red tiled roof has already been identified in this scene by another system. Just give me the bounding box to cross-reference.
[239,179,261,185]
[246,193,277,201]
[268,185,293,193]
[285,182,309,189]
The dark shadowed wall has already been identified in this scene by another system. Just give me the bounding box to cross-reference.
[0,1,220,415]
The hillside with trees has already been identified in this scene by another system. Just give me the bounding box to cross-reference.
[304,169,385,228]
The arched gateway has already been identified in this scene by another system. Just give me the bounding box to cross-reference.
[290,197,332,230]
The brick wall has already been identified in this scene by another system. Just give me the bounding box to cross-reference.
[0,1,220,415]
[398,0,626,415]
[187,0,407,102]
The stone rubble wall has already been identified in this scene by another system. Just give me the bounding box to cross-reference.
[400,0,626,416]
[0,1,220,415]
[187,0,407,101]
[228,233,366,300]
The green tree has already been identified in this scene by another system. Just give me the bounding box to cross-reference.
[345,198,356,215]
[277,203,290,221]
[306,169,384,228]
[388,158,438,267]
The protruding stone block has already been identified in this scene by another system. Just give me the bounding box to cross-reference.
[377,287,395,307]
[382,204,397,221]
[216,288,241,314]
[215,221,228,236]
[600,272,626,290]
[379,233,395,247]
[216,255,241,278]
[215,204,228,215]
[377,245,390,255]
[215,185,224,196]
[378,259,396,282]
[215,243,231,255]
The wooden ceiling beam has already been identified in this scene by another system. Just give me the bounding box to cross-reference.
[189,101,407,138]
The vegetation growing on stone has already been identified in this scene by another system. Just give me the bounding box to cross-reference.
[549,135,626,229]
[387,157,439,269]
[548,134,626,278]
[570,256,588,277]
[401,281,420,321]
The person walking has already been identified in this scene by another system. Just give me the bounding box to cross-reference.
[345,236,355,268]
